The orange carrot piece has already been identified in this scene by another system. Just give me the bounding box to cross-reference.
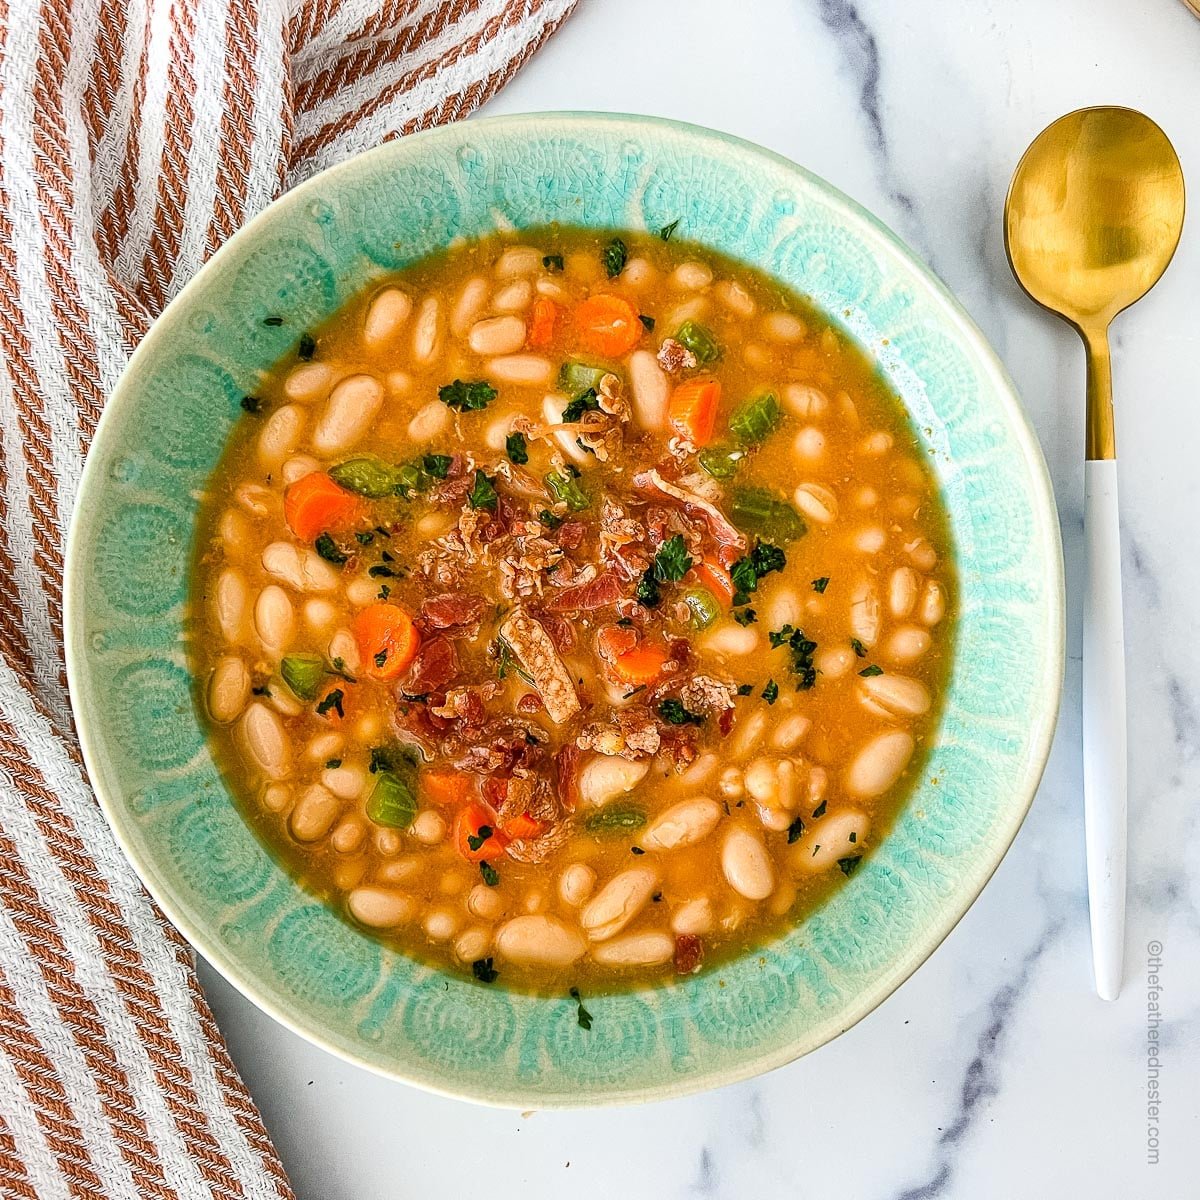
[454,802,509,862]
[421,769,476,808]
[527,296,561,349]
[283,471,362,542]
[501,811,546,840]
[595,624,640,664]
[608,643,669,686]
[351,603,420,679]
[690,561,735,608]
[574,293,642,358]
[668,377,721,446]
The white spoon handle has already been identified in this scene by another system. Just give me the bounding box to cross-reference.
[1082,458,1127,1000]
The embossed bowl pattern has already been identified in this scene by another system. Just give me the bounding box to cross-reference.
[65,113,1064,1106]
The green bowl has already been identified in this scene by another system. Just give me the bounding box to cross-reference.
[65,113,1064,1107]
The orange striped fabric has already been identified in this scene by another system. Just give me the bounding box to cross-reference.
[0,1,576,1194]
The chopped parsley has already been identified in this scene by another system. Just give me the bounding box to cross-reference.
[850,638,868,658]
[859,664,884,677]
[251,684,271,696]
[569,986,593,1030]
[422,453,453,479]
[630,846,646,855]
[635,571,661,607]
[316,688,344,718]
[542,253,564,271]
[736,683,754,696]
[729,540,787,605]
[812,576,830,594]
[297,332,316,360]
[786,817,805,844]
[733,608,758,627]
[472,958,499,984]
[467,470,499,511]
[658,218,680,242]
[636,534,694,609]
[329,656,356,683]
[658,698,704,726]
[506,431,529,465]
[837,856,863,877]
[325,758,342,769]
[537,508,564,530]
[479,862,500,887]
[368,564,395,578]
[368,747,392,774]
[262,315,284,327]
[762,679,779,705]
[438,378,497,412]
[374,649,389,669]
[768,624,819,690]
[812,799,827,819]
[355,531,375,546]
[314,532,348,564]
[467,824,494,853]
[377,584,391,600]
[638,313,655,331]
[561,387,600,423]
[601,237,628,278]
[239,394,262,414]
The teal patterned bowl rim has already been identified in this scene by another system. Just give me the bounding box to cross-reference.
[65,112,1064,1107]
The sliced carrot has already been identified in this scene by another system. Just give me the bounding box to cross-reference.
[608,643,669,686]
[595,624,640,664]
[527,296,561,349]
[283,471,362,542]
[690,561,735,608]
[421,769,476,808]
[668,377,721,446]
[454,802,509,862]
[501,811,547,840]
[351,603,420,679]
[574,293,642,358]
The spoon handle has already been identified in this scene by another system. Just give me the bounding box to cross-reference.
[1082,455,1127,1000]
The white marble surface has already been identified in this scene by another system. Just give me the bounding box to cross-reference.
[199,1,1200,1195]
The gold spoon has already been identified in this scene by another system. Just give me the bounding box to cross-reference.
[1004,107,1185,1000]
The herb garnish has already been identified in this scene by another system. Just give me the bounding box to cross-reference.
[837,856,862,877]
[468,469,499,511]
[658,698,704,726]
[630,846,646,855]
[811,799,827,819]
[368,747,392,774]
[472,958,499,984]
[325,758,342,769]
[329,656,357,683]
[762,679,779,705]
[569,986,593,1030]
[438,378,497,412]
[422,453,453,479]
[374,649,389,669]
[729,540,787,605]
[506,431,529,465]
[733,608,758,626]
[659,218,680,242]
[812,576,830,593]
[768,624,819,689]
[316,688,344,718]
[859,664,884,677]
[240,394,262,414]
[638,313,655,331]
[736,684,754,697]
[368,564,395,578]
[355,531,375,546]
[636,534,693,608]
[560,388,600,423]
[542,253,564,271]
[314,533,348,564]
[786,817,805,844]
[467,825,494,853]
[601,237,628,278]
[537,508,564,530]
[479,862,500,887]
[850,638,867,658]
[297,332,316,360]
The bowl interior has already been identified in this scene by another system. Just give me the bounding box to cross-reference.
[66,113,1063,1107]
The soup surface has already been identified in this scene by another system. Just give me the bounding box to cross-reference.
[191,227,954,993]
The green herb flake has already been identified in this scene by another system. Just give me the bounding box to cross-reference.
[479,862,500,887]
[316,688,344,718]
[812,799,827,819]
[569,986,594,1030]
[850,638,867,658]
[658,698,704,726]
[377,584,391,600]
[369,747,392,774]
[736,684,754,697]
[658,218,680,242]
[652,534,693,583]
[768,624,819,690]
[506,431,529,465]
[561,387,601,424]
[733,608,757,627]
[240,394,262,414]
[297,332,316,361]
[468,469,499,511]
[422,453,453,479]
[472,957,499,984]
[762,679,779,705]
[467,825,494,853]
[859,664,884,677]
[325,758,342,769]
[786,817,805,844]
[314,532,348,565]
[438,378,497,412]
[638,313,655,331]
[837,856,863,877]
[355,531,375,546]
[630,846,646,855]
[601,237,628,278]
[812,576,830,593]
[374,649,389,669]
[368,564,395,578]
[537,508,564,530]
[542,253,564,271]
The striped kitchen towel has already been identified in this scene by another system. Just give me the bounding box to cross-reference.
[0,1,576,1195]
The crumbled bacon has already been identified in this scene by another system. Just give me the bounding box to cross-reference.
[633,469,746,559]
[657,338,697,375]
[556,520,586,550]
[429,683,499,725]
[403,636,457,695]
[498,607,581,724]
[576,707,661,760]
[674,934,704,975]
[678,674,736,716]
[554,743,582,812]
[546,570,625,613]
[420,593,486,634]
[516,692,544,715]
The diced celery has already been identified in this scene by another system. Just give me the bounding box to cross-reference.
[730,487,807,544]
[674,319,720,365]
[328,457,403,498]
[544,469,589,512]
[729,392,782,446]
[584,805,647,835]
[680,586,721,631]
[366,770,418,829]
[557,361,609,393]
[698,444,743,480]
[280,653,325,700]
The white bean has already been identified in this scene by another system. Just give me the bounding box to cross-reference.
[260,542,338,593]
[762,312,805,343]
[254,585,294,653]
[889,566,920,618]
[849,579,881,647]
[794,426,826,460]
[493,280,532,312]
[411,297,442,365]
[796,809,870,873]
[643,798,723,851]
[468,884,505,920]
[670,260,713,290]
[281,454,319,485]
[213,567,250,644]
[412,810,447,845]
[620,257,656,289]
[765,587,803,630]
[283,362,333,403]
[771,714,810,751]
[783,383,828,419]
[257,405,305,470]
[577,755,649,808]
[885,626,932,664]
[859,672,931,718]
[327,628,360,673]
[680,752,718,786]
[348,887,415,929]
[729,709,767,760]
[591,931,674,968]
[451,276,489,337]
[303,597,337,634]
[918,580,946,626]
[714,279,756,317]
[454,926,492,963]
[207,656,249,723]
[699,621,759,657]
[906,538,938,572]
[671,897,714,936]
[423,910,458,942]
[493,915,586,966]
[469,315,526,356]
[486,354,552,386]
[406,399,450,444]
[854,526,887,554]
[305,731,343,762]
[558,863,596,907]
[332,817,365,854]
[311,373,384,455]
[235,483,273,517]
[721,826,775,900]
[322,764,367,800]
[860,431,893,455]
[628,350,670,430]
[363,287,412,347]
[580,866,660,941]
[794,482,838,525]
[290,784,340,842]
[846,731,915,797]
[815,644,855,680]
[239,702,290,780]
[495,246,542,279]
[217,509,252,559]
[261,783,291,813]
